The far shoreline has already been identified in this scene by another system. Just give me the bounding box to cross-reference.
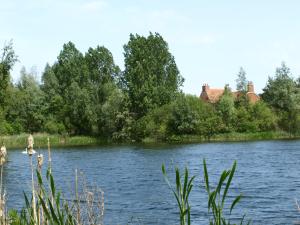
[0,131,299,150]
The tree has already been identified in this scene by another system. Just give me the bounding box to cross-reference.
[167,95,220,138]
[7,67,45,132]
[261,62,300,134]
[168,95,203,135]
[123,32,184,118]
[262,62,296,110]
[41,42,122,136]
[0,41,18,109]
[85,46,120,85]
[217,85,235,131]
[53,42,89,92]
[234,67,250,107]
[234,106,256,132]
[235,67,247,92]
[250,102,277,131]
[99,87,132,141]
[64,81,96,134]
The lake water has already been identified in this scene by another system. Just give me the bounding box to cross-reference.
[3,140,300,224]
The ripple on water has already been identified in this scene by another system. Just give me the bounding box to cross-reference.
[3,140,300,224]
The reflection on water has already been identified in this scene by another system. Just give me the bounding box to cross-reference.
[3,140,300,224]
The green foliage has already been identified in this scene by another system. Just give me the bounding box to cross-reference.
[99,86,132,141]
[162,160,251,225]
[199,114,223,140]
[168,95,202,135]
[0,120,15,135]
[0,40,18,108]
[249,102,277,131]
[44,119,66,134]
[0,38,299,141]
[123,32,184,118]
[234,106,256,132]
[133,104,172,141]
[85,45,120,85]
[203,159,251,225]
[235,67,247,93]
[262,62,300,134]
[217,90,235,132]
[162,164,195,225]
[12,68,45,133]
[166,94,223,140]
[41,41,122,136]
[262,62,296,110]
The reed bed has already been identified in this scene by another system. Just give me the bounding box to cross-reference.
[0,134,100,149]
[163,130,296,144]
[1,134,104,225]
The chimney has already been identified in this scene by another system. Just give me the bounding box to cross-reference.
[202,83,209,92]
[247,81,254,92]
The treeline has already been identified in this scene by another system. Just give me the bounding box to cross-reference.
[0,33,300,142]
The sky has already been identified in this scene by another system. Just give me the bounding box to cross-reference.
[1,0,300,95]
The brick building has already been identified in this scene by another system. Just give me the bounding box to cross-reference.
[200,82,260,103]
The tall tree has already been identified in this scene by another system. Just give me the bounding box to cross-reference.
[235,67,249,107]
[123,32,184,118]
[8,67,45,132]
[0,41,18,108]
[235,67,247,92]
[53,42,88,91]
[262,62,300,134]
[85,46,120,85]
[42,42,122,135]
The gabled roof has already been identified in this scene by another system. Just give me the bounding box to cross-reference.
[205,89,224,103]
[200,83,260,104]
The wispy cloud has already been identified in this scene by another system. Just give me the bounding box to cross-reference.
[81,0,108,13]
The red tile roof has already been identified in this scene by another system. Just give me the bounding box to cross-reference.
[200,84,260,103]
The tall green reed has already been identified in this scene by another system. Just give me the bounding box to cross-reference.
[203,159,251,225]
[163,159,251,225]
[162,165,195,225]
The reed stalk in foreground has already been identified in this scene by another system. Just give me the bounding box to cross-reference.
[47,137,51,174]
[37,153,43,225]
[27,134,37,224]
[162,159,251,225]
[162,164,195,225]
[9,135,105,225]
[74,171,105,225]
[0,145,7,224]
[47,137,54,206]
[203,159,251,225]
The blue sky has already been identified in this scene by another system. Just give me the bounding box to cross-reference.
[1,0,300,94]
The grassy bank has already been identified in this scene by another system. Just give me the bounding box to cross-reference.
[0,131,299,149]
[144,131,299,144]
[0,133,101,149]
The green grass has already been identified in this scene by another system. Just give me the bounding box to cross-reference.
[0,133,101,149]
[0,131,299,149]
[158,131,299,144]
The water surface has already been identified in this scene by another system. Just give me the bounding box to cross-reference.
[3,140,300,224]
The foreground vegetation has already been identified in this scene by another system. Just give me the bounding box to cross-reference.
[1,135,104,225]
[162,160,251,225]
[0,33,300,144]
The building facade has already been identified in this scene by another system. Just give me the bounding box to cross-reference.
[200,82,260,103]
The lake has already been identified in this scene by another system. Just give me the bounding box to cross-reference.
[3,140,300,224]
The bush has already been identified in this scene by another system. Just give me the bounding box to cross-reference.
[0,121,15,135]
[44,120,66,134]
